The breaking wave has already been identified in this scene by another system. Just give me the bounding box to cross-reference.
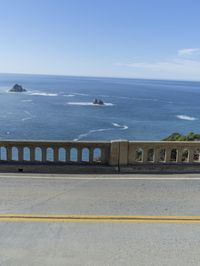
[112,122,128,130]
[176,115,197,121]
[67,102,114,106]
[27,91,58,97]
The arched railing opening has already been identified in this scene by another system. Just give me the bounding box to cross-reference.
[82,148,89,162]
[193,149,200,162]
[23,147,30,161]
[35,147,42,161]
[147,149,154,162]
[170,149,177,162]
[70,148,78,162]
[46,147,54,161]
[182,149,189,162]
[0,147,7,161]
[12,147,18,161]
[93,148,102,162]
[159,149,166,162]
[135,148,143,162]
[58,148,66,162]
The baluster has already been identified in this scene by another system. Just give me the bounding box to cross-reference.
[188,149,193,163]
[165,148,171,163]
[142,148,148,163]
[177,149,183,163]
[54,147,58,162]
[78,148,82,162]
[66,147,70,161]
[30,147,35,161]
[154,148,160,163]
[7,147,12,161]
[89,148,93,163]
[133,148,139,162]
[42,147,46,162]
[18,147,24,161]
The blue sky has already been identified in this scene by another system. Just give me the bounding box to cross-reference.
[0,0,200,80]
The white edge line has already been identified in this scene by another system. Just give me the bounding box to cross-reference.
[0,175,200,180]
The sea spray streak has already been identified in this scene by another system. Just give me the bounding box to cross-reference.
[74,123,128,141]
[21,111,36,122]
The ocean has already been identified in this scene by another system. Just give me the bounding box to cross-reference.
[0,73,200,141]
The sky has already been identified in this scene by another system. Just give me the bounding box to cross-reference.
[0,0,200,80]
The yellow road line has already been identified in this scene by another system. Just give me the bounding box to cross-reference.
[0,214,200,223]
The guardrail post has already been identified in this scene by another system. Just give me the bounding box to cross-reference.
[109,141,120,166]
[109,140,128,166]
[119,141,129,165]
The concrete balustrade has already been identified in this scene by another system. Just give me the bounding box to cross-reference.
[0,140,109,165]
[1,140,200,173]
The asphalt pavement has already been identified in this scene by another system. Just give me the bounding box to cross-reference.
[0,173,200,266]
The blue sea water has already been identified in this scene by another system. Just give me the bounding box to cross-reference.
[0,73,200,141]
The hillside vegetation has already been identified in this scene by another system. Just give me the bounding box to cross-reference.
[163,132,200,141]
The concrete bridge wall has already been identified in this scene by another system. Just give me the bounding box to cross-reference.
[1,140,200,173]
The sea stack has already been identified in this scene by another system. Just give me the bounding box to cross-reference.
[93,99,104,105]
[9,84,26,92]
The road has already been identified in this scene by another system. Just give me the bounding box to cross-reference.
[0,173,200,265]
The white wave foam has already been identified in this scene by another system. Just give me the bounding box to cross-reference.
[73,93,89,96]
[63,94,75,97]
[176,115,197,121]
[67,102,114,106]
[0,86,10,92]
[74,122,128,140]
[21,117,33,122]
[27,92,58,97]
[112,123,121,127]
[112,122,128,130]
[21,99,32,102]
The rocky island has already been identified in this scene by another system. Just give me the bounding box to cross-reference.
[9,84,26,92]
[93,99,104,105]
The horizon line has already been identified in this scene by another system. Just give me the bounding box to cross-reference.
[0,72,200,82]
[0,71,200,83]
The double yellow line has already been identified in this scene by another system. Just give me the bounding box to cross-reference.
[0,214,200,223]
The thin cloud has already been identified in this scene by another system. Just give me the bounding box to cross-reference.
[115,59,200,70]
[178,48,200,57]
[114,58,200,80]
[114,48,200,80]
